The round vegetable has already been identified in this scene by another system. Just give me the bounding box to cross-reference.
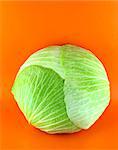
[12,44,110,134]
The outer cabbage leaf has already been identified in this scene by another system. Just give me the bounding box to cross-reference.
[62,45,110,129]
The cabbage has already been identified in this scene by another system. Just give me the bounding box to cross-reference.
[12,44,110,134]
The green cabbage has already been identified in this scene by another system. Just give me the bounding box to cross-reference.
[12,44,110,134]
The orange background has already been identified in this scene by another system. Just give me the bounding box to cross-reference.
[0,1,118,150]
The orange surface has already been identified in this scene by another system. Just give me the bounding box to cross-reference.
[0,1,118,150]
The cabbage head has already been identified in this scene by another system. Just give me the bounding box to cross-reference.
[12,44,110,134]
